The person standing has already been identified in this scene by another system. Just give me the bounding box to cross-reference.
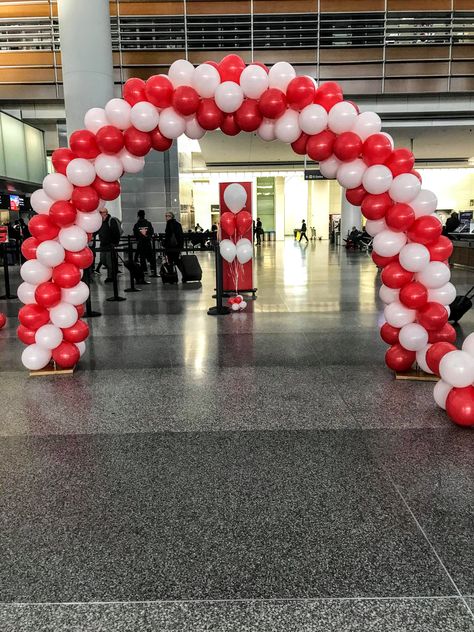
[164,211,184,266]
[299,219,308,242]
[95,207,121,281]
[443,211,460,237]
[256,217,263,246]
[133,209,154,273]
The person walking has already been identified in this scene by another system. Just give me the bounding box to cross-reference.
[299,219,309,242]
[95,208,122,281]
[164,211,184,266]
[133,209,154,273]
[256,217,263,246]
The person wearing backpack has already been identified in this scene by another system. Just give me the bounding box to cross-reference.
[133,209,155,273]
[95,207,122,282]
[164,211,184,266]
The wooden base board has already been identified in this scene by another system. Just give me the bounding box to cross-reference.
[395,368,438,382]
[29,363,76,377]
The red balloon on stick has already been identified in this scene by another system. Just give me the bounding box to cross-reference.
[62,319,89,344]
[124,127,152,156]
[172,86,200,116]
[52,262,81,289]
[314,82,343,111]
[18,304,50,331]
[428,322,457,344]
[306,130,336,162]
[96,125,124,154]
[333,132,362,162]
[52,148,76,175]
[35,282,62,309]
[17,324,36,345]
[446,386,474,427]
[123,77,147,106]
[407,215,443,246]
[145,74,174,108]
[346,185,367,206]
[426,341,457,375]
[234,99,262,132]
[427,236,453,262]
[399,281,428,309]
[21,237,40,260]
[65,247,94,269]
[385,203,415,232]
[49,200,77,227]
[286,76,316,110]
[52,341,80,369]
[361,192,392,221]
[258,88,287,119]
[28,215,60,242]
[380,323,400,345]
[385,344,416,372]
[71,186,99,213]
[196,99,224,130]
[385,148,415,177]
[372,252,398,267]
[221,114,241,136]
[236,211,253,237]
[69,129,100,160]
[381,261,413,289]
[417,302,448,331]
[362,133,393,166]
[220,212,236,237]
[291,132,309,156]
[150,127,173,151]
[218,54,246,82]
[92,177,121,201]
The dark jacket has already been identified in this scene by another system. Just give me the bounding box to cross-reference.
[443,215,461,236]
[97,214,121,247]
[164,218,184,251]
[301,221,307,233]
[133,218,154,241]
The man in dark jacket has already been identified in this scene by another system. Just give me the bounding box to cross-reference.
[133,209,154,273]
[299,219,308,242]
[443,211,461,237]
[164,211,184,265]
[95,208,121,281]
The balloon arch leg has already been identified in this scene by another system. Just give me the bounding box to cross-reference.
[18,55,474,428]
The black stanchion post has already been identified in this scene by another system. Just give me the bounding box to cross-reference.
[124,236,140,293]
[106,245,126,302]
[83,265,102,317]
[150,235,158,277]
[0,243,17,300]
[208,243,230,316]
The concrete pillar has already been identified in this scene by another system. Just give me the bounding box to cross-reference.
[340,191,362,241]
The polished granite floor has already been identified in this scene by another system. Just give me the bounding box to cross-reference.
[0,240,473,631]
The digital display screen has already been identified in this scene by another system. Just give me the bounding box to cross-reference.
[9,195,20,211]
[0,193,25,211]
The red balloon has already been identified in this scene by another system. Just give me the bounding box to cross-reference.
[380,323,400,345]
[252,61,269,73]
[65,247,94,269]
[62,319,89,344]
[407,215,442,246]
[218,54,246,82]
[124,127,152,156]
[385,148,415,177]
[76,304,86,318]
[17,324,36,345]
[417,302,448,331]
[145,74,173,108]
[346,185,367,206]
[236,210,252,237]
[28,214,59,242]
[347,100,360,114]
[411,169,422,183]
[35,282,61,309]
[69,129,100,160]
[372,252,398,267]
[286,76,316,110]
[427,236,453,262]
[150,127,173,152]
[446,386,474,427]
[385,203,415,232]
[399,281,428,309]
[52,148,75,175]
[426,341,457,376]
[71,186,99,213]
[361,192,392,221]
[21,236,39,260]
[123,77,147,106]
[172,86,200,116]
[258,89,287,119]
[306,130,336,162]
[220,212,236,237]
[52,341,80,369]
[429,322,457,344]
[385,344,416,372]
[0,313,6,329]
[49,200,77,227]
[362,133,393,166]
[18,304,50,331]
[291,132,309,156]
[196,99,224,131]
[313,82,343,111]
[220,114,241,136]
[234,99,262,132]
[333,132,362,162]
[381,261,413,289]
[96,125,124,154]
[92,177,121,201]
[52,262,81,289]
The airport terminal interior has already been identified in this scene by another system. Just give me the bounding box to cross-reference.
[0,1,473,630]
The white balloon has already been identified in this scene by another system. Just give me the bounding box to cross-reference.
[130,101,160,132]
[379,284,399,304]
[240,300,247,309]
[58,226,89,253]
[185,115,206,140]
[410,189,438,218]
[22,344,51,371]
[433,379,452,409]
[61,281,90,306]
[350,111,382,141]
[239,65,269,99]
[236,238,253,264]
[192,63,221,98]
[17,282,37,305]
[75,211,102,233]
[268,61,296,91]
[76,341,86,357]
[20,260,52,285]
[66,158,96,187]
[389,173,421,203]
[319,156,341,179]
[274,109,301,143]
[35,324,63,350]
[337,159,367,189]
[219,239,237,263]
[36,240,65,268]
[95,154,123,182]
[428,282,457,306]
[119,148,145,174]
[365,218,387,236]
[462,333,474,357]
[42,173,73,201]
[232,303,240,311]
[257,118,276,142]
[30,189,53,215]
[299,104,328,135]
[362,165,393,195]
[416,344,433,374]
[49,302,78,329]
[328,101,358,134]
[158,107,186,139]
[215,81,244,114]
[105,98,132,130]
[168,59,195,88]
[416,261,450,289]
[84,107,109,134]
[399,323,429,352]
[439,350,474,388]
[373,230,407,258]
[399,243,430,273]
[384,301,416,328]
[224,183,247,213]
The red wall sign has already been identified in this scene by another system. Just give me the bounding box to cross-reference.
[0,226,8,244]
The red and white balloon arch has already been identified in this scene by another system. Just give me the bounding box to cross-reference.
[17,54,474,428]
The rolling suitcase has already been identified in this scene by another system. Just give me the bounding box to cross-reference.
[160,262,178,284]
[449,286,474,323]
[178,254,202,283]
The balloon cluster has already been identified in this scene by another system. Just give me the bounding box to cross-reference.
[219,183,253,270]
[228,295,247,312]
